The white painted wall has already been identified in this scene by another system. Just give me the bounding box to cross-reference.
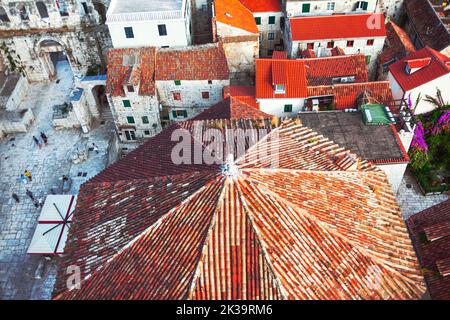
[285,0,378,17]
[253,11,284,57]
[258,98,305,117]
[376,162,408,193]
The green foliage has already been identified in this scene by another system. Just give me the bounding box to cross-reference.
[86,64,102,76]
[410,149,429,171]
[1,42,27,76]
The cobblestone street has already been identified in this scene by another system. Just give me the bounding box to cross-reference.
[396,169,449,220]
[0,62,115,300]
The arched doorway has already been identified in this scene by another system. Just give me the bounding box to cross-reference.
[93,2,107,24]
[38,39,73,80]
[92,85,111,123]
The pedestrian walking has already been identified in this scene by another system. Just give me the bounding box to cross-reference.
[33,136,42,149]
[26,189,35,201]
[40,132,48,146]
[20,174,28,185]
[24,170,32,182]
[12,193,20,203]
[32,199,39,208]
[92,142,99,154]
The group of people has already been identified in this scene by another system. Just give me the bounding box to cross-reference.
[32,132,48,149]
[14,169,41,207]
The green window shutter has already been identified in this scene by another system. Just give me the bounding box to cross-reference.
[255,17,261,25]
[284,104,293,113]
[362,1,368,10]
[365,55,371,65]
[123,100,131,108]
[268,16,275,24]
[142,116,149,124]
[126,116,135,124]
[183,110,188,118]
[174,80,181,85]
[172,111,177,118]
[302,3,310,13]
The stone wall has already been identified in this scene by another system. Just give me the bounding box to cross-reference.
[0,108,34,138]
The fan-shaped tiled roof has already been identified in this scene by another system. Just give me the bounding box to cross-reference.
[53,118,425,300]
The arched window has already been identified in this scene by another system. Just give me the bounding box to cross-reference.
[36,2,49,19]
[19,4,29,20]
[0,6,10,22]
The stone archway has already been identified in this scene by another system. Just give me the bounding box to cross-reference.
[37,38,73,80]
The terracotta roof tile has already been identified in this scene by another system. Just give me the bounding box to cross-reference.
[224,85,259,109]
[239,0,281,13]
[407,199,450,300]
[54,116,425,300]
[388,47,450,91]
[290,14,386,41]
[214,0,258,34]
[379,21,416,65]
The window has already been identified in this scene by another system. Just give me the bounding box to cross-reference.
[302,3,311,13]
[124,27,134,39]
[124,130,136,141]
[142,116,149,124]
[208,80,212,85]
[284,105,293,113]
[173,92,181,101]
[19,4,29,20]
[202,92,210,99]
[274,84,285,94]
[327,41,335,48]
[81,2,89,14]
[367,39,374,46]
[0,6,9,22]
[126,116,135,124]
[36,2,49,19]
[144,130,151,135]
[268,49,274,56]
[255,17,261,25]
[123,100,131,108]
[158,24,167,36]
[57,0,69,16]
[365,55,371,65]
[346,40,354,47]
[268,32,275,41]
[327,2,335,10]
[172,110,188,118]
[201,4,207,11]
[268,16,275,25]
[174,80,181,86]
[127,85,134,93]
[307,42,314,50]
[355,1,369,11]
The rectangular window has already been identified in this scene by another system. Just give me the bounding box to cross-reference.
[173,110,187,118]
[158,24,167,36]
[327,2,335,10]
[268,16,275,25]
[126,116,135,124]
[173,92,181,101]
[367,39,374,46]
[123,100,131,108]
[365,55,371,65]
[255,17,261,25]
[355,1,369,11]
[201,4,207,11]
[127,85,134,93]
[307,42,314,50]
[268,32,275,41]
[284,104,293,113]
[82,2,89,14]
[202,92,210,99]
[274,84,285,94]
[144,130,150,135]
[347,40,354,47]
[174,80,181,86]
[142,116,149,124]
[124,27,134,39]
[208,80,213,84]
[268,49,274,56]
[327,41,334,48]
[302,3,311,13]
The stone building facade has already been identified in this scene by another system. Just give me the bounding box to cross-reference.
[0,0,111,82]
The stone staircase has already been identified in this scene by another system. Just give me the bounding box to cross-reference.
[100,106,114,123]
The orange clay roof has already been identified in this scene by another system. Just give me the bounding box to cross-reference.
[214,0,258,34]
[53,116,425,300]
[223,85,260,109]
[193,97,271,120]
[240,0,282,13]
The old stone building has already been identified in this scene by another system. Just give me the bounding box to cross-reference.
[0,0,111,82]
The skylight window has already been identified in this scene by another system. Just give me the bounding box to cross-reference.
[274,84,285,94]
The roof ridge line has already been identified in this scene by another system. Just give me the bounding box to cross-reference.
[186,178,228,299]
[248,177,424,288]
[233,178,289,299]
[54,173,223,299]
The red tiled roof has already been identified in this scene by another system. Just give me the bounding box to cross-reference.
[303,54,369,86]
[155,44,229,81]
[193,97,271,120]
[256,59,308,99]
[53,118,425,300]
[272,50,288,59]
[239,0,281,13]
[223,85,259,109]
[300,49,316,58]
[388,47,450,92]
[214,0,258,34]
[290,13,386,41]
[406,57,432,69]
[407,199,450,300]
[379,21,416,65]
[307,81,394,110]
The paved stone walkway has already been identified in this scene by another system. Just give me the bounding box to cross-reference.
[0,62,115,300]
[396,169,449,220]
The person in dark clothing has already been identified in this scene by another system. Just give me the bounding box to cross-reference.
[26,189,35,201]
[40,132,48,146]
[12,193,20,203]
[33,136,42,149]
